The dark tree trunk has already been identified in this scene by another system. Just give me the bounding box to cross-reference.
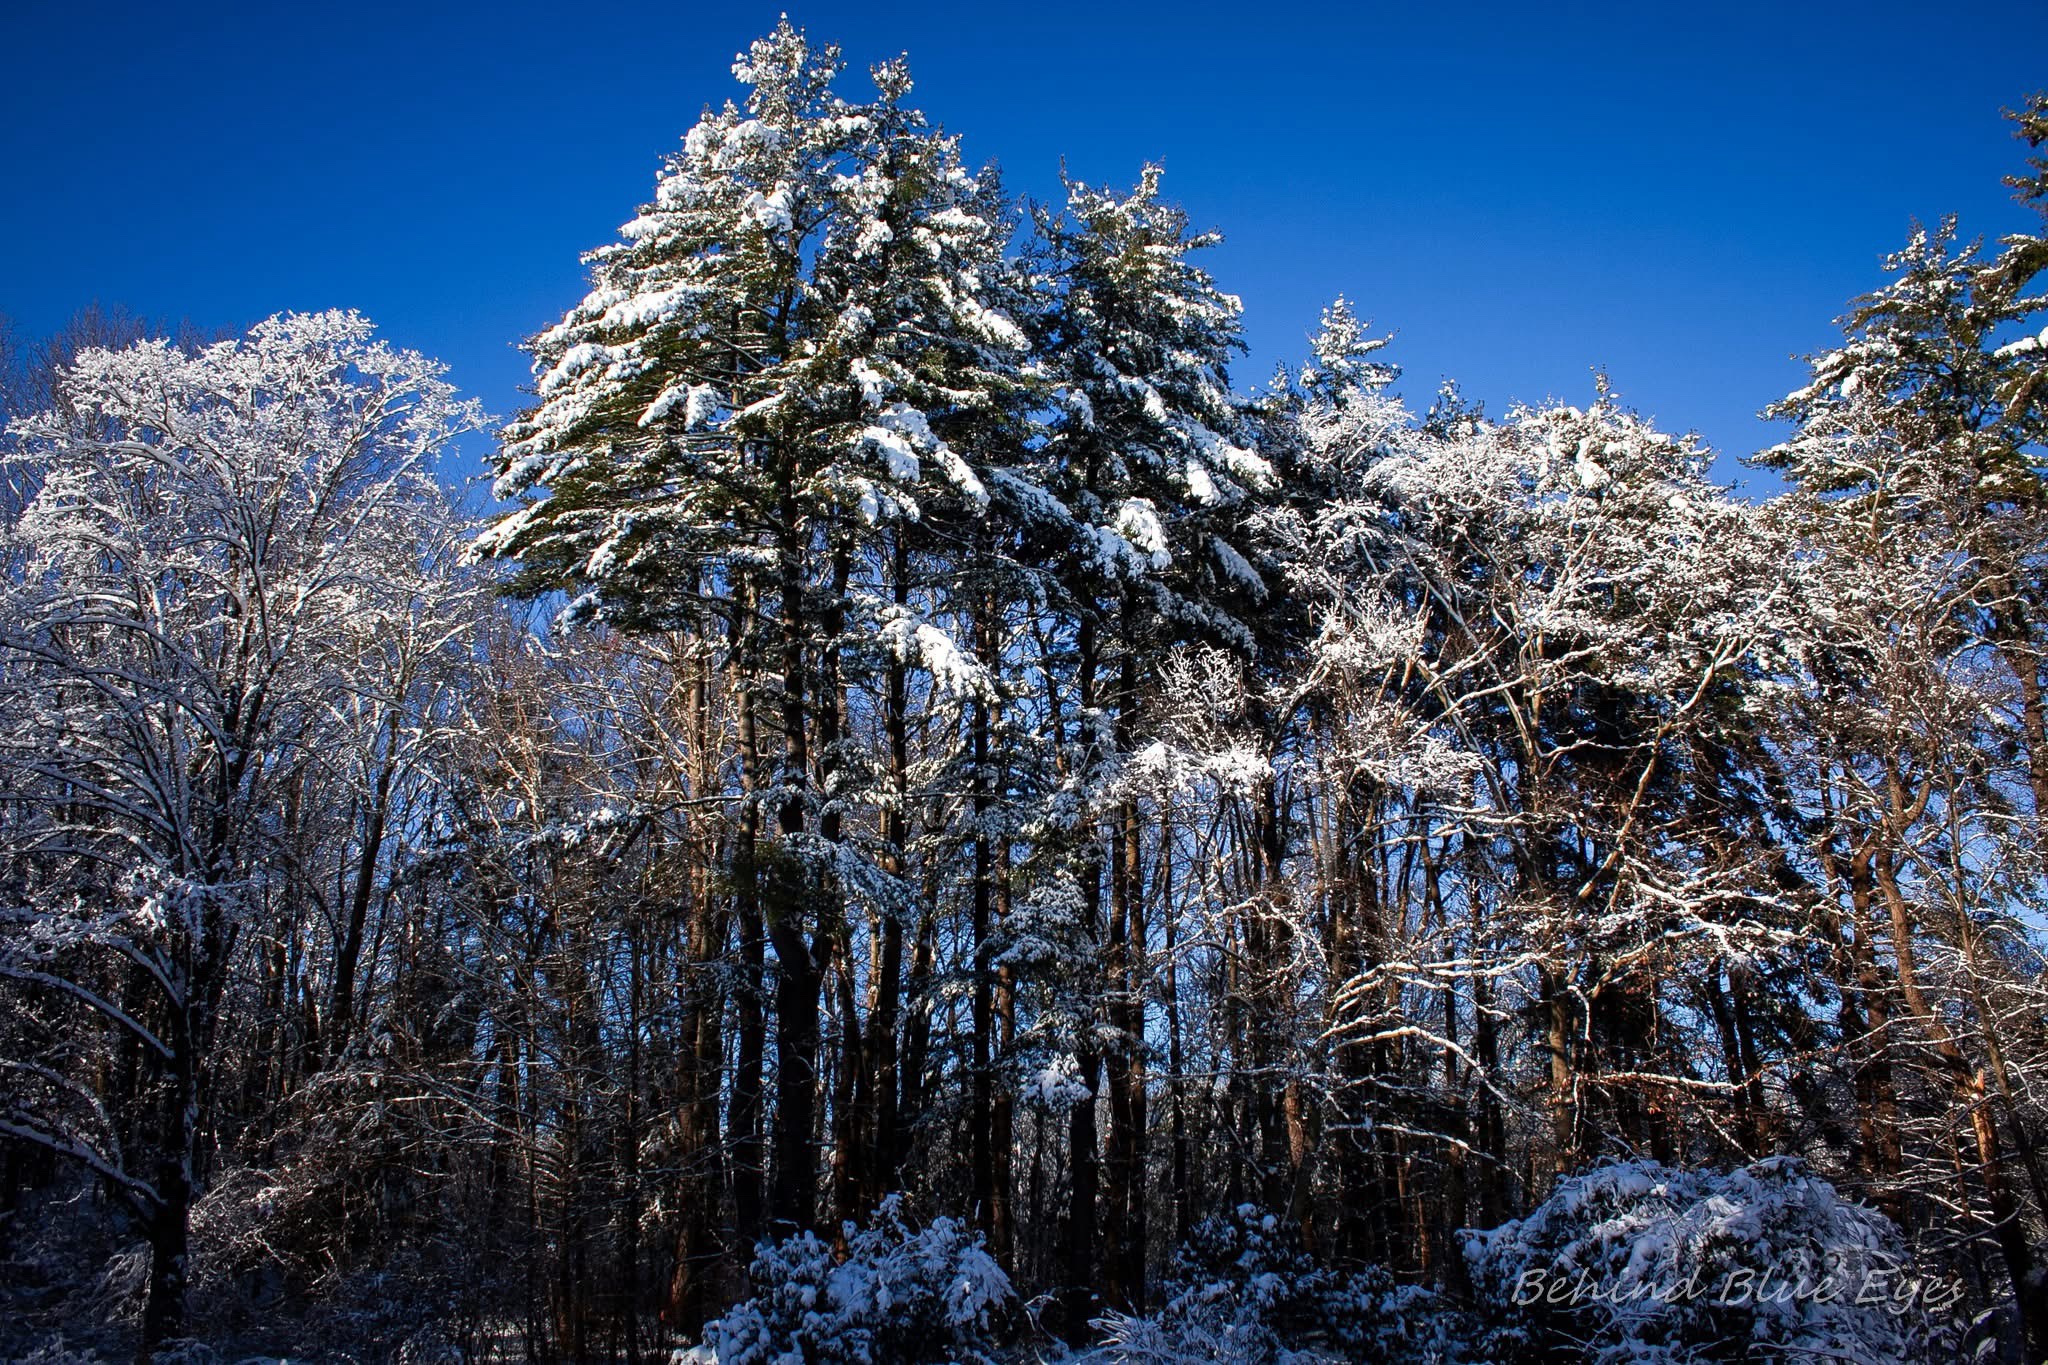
[731,582,769,1244]
[1064,610,1103,1339]
[140,1003,197,1359]
[329,714,400,1063]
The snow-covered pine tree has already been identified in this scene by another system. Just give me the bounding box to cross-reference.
[796,53,1045,1231]
[476,20,1035,1243]
[1024,164,1277,1322]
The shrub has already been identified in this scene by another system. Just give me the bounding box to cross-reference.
[1463,1157,1960,1363]
[684,1195,1013,1365]
[1091,1204,1469,1364]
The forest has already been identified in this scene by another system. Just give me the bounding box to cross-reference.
[3,20,2048,1364]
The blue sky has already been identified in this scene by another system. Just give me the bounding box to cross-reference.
[3,1,2043,492]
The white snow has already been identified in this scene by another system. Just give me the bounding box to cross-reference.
[1113,497,1171,571]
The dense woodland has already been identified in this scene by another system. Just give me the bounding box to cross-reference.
[4,23,2048,1363]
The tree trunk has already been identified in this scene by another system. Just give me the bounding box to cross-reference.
[764,505,822,1235]
[330,712,401,1063]
[1064,609,1103,1340]
[866,531,912,1204]
[768,916,822,1235]
[140,999,197,1358]
[970,597,996,1234]
[992,833,1018,1268]
[731,582,768,1244]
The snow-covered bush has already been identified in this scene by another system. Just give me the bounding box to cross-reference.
[1464,1157,1960,1363]
[3,1337,116,1365]
[687,1195,1013,1365]
[1091,1204,1468,1364]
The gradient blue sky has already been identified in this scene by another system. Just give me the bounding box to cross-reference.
[4,1,2043,491]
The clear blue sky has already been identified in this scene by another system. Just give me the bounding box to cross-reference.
[3,1,2043,492]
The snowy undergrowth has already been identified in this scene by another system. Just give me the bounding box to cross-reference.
[681,1195,1014,1365]
[1464,1157,1964,1363]
[1085,1204,1471,1365]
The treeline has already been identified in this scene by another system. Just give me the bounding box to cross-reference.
[3,21,2047,1363]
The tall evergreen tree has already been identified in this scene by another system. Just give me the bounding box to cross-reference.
[477,19,1035,1242]
[1025,165,1275,1322]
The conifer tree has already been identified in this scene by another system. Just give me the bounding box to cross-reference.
[477,19,1034,1241]
[1025,165,1275,1321]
